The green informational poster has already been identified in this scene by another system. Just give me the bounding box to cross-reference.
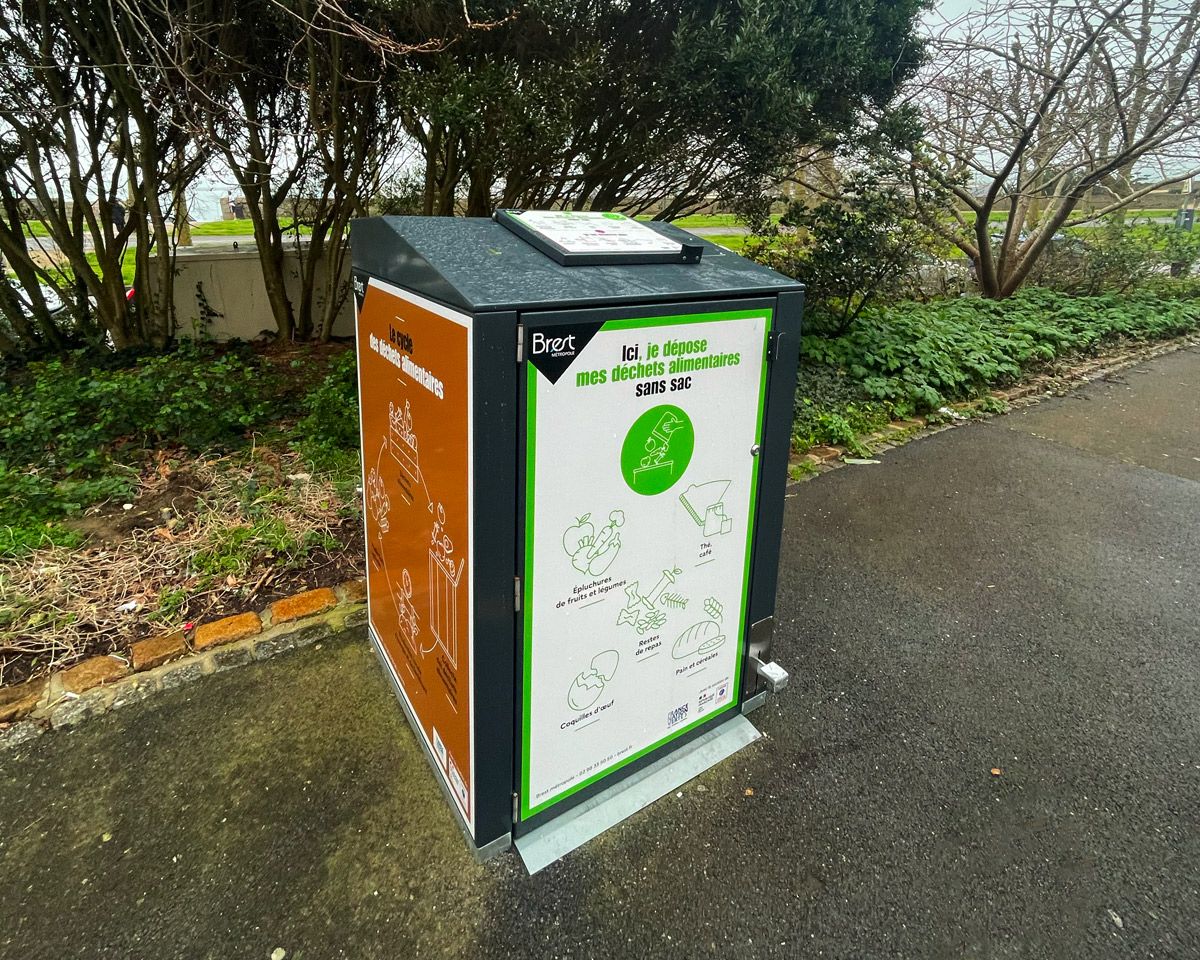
[522,308,771,819]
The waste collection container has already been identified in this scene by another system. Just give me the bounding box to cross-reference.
[351,211,803,863]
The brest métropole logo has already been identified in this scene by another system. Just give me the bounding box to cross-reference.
[526,321,604,383]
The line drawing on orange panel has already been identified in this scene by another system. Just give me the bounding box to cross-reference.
[426,502,464,667]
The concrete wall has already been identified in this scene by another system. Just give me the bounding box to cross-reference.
[166,245,354,341]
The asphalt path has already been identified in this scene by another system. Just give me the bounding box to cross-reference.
[1,348,1197,960]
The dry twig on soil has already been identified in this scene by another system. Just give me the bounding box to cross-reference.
[0,450,361,686]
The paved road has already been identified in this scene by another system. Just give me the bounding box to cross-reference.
[2,348,1198,960]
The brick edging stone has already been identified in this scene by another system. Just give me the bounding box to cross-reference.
[0,580,368,749]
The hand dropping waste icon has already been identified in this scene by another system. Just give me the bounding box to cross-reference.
[567,650,619,711]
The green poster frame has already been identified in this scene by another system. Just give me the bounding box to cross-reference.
[520,307,773,821]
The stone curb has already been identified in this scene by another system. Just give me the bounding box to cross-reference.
[0,580,368,749]
[788,332,1200,483]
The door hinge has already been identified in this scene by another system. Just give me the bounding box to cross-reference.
[766,331,781,362]
[514,576,522,613]
[512,792,520,823]
[516,323,525,363]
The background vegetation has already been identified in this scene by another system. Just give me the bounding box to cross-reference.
[0,0,925,355]
[1,0,1199,683]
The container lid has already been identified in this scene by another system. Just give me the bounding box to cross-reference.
[350,216,802,314]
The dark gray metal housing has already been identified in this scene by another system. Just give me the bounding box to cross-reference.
[350,215,803,857]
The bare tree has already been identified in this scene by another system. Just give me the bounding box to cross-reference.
[282,0,410,340]
[0,0,204,356]
[118,0,460,342]
[908,0,1200,298]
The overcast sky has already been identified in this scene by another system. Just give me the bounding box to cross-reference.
[925,0,984,28]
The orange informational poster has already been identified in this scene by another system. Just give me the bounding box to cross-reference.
[356,276,473,830]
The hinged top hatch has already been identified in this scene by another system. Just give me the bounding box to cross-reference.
[495,209,704,266]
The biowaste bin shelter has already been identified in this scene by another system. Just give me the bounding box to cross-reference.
[350,211,803,866]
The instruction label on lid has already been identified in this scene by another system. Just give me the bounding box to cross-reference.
[513,210,683,255]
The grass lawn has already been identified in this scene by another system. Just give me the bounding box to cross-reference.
[191,219,265,236]
[84,250,136,286]
[22,218,317,239]
[670,213,781,228]
[709,234,749,251]
[967,207,1180,225]
[632,213,781,229]
[191,218,312,236]
[668,213,743,228]
[11,250,136,287]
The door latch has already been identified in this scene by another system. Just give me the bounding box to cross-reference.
[751,656,789,693]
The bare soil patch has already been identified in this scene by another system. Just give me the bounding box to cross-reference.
[0,449,362,687]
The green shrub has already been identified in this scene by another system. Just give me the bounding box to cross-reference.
[1035,222,1200,295]
[0,515,84,557]
[802,289,1200,414]
[791,362,895,454]
[773,176,933,335]
[152,585,188,624]
[792,402,892,457]
[0,344,283,469]
[0,344,291,554]
[292,351,360,473]
[192,517,335,581]
[0,460,133,558]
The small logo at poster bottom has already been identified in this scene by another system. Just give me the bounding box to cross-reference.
[698,678,732,716]
[447,754,469,815]
[667,702,690,728]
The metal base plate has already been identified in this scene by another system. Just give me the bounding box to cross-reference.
[515,714,761,874]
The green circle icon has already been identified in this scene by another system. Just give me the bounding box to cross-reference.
[620,404,694,495]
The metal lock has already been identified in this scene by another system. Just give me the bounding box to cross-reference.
[754,659,790,693]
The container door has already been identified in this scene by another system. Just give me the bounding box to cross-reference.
[517,297,774,827]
